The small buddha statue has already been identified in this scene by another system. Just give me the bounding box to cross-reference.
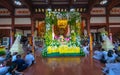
[59,35,64,42]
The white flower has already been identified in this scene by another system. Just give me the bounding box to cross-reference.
[71,30,74,33]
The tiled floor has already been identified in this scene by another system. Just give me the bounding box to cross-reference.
[24,51,104,75]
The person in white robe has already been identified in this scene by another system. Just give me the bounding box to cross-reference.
[10,35,24,55]
[101,32,114,51]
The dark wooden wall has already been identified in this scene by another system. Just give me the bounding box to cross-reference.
[0,29,10,38]
[110,27,120,40]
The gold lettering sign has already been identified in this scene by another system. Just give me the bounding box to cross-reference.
[57,20,68,28]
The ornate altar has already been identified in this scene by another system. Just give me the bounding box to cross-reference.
[42,10,85,57]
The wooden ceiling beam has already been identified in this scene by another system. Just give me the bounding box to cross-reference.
[48,0,51,5]
[107,0,120,10]
[20,0,33,13]
[68,0,74,10]
[0,0,13,13]
[70,0,74,6]
[88,0,101,14]
[47,0,52,8]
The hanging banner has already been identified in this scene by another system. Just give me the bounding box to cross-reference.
[0,9,10,16]
[110,7,120,15]
[15,8,31,15]
[91,7,105,15]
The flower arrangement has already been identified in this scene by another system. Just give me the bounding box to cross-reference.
[42,11,84,57]
[15,32,23,37]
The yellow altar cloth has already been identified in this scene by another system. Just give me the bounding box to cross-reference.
[47,45,80,54]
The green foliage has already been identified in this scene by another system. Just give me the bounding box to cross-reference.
[15,32,23,37]
[71,31,76,42]
[67,40,80,47]
[45,17,53,25]
[45,11,58,25]
[52,15,57,25]
[44,31,52,46]
[0,51,5,56]
[45,11,81,47]
[45,11,81,26]
[50,40,61,47]
[45,11,54,25]
[68,12,81,25]
[42,48,47,57]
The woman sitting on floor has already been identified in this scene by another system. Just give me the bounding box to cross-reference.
[25,50,35,67]
[83,42,89,56]
[12,52,18,62]
[93,47,103,60]
[103,57,120,75]
[0,61,10,75]
[104,50,116,63]
[15,54,28,72]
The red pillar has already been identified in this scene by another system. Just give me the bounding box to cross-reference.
[31,16,35,54]
[11,15,15,47]
[87,17,90,35]
[106,8,110,36]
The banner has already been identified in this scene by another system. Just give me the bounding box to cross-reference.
[15,8,30,15]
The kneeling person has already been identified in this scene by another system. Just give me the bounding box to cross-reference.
[25,51,35,67]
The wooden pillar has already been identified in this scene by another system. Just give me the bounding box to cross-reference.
[31,16,35,55]
[86,16,93,52]
[10,15,15,47]
[86,14,93,64]
[106,8,110,35]
[81,19,85,35]
[81,13,90,35]
[87,17,90,35]
[89,33,93,53]
[89,33,93,66]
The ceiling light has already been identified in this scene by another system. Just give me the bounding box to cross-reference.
[47,8,52,12]
[70,8,75,12]
[100,0,108,5]
[14,0,22,6]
